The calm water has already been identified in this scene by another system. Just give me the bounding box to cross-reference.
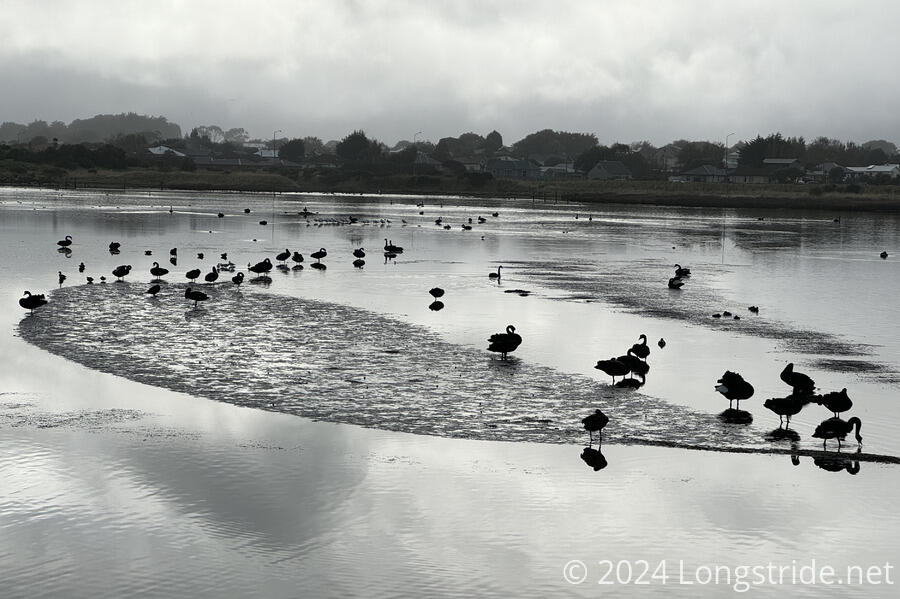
[1,187,898,597]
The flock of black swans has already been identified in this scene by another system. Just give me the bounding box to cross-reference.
[19,217,877,472]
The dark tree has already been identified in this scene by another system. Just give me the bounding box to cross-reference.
[484,130,503,154]
[278,138,306,162]
[336,130,372,162]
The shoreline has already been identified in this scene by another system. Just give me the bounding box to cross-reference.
[4,172,900,212]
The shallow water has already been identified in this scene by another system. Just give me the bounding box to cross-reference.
[1,188,898,597]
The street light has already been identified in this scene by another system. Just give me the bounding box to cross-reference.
[413,131,422,179]
[724,132,735,168]
[273,129,282,162]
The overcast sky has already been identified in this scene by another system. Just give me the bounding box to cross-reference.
[2,0,899,147]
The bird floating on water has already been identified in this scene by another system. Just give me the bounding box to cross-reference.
[429,287,445,299]
[674,263,691,277]
[489,265,502,280]
[487,325,522,359]
[628,334,650,360]
[668,277,684,289]
[658,338,666,349]
[57,235,73,248]
[78,262,85,273]
[880,251,888,259]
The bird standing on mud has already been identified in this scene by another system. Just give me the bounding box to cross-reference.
[582,409,609,444]
[487,325,522,359]
[813,416,863,449]
[19,291,48,314]
[184,287,209,307]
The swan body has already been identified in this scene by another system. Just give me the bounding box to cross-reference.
[817,388,852,417]
[764,394,809,426]
[668,277,684,289]
[311,248,327,262]
[112,265,132,280]
[594,358,630,383]
[57,235,73,247]
[674,263,691,277]
[812,416,862,449]
[184,287,209,307]
[204,266,219,283]
[19,291,48,314]
[146,284,161,296]
[715,371,754,409]
[780,363,815,395]
[429,287,445,299]
[487,325,522,359]
[581,409,609,443]
[185,268,201,282]
[628,334,650,360]
[488,265,502,279]
[149,262,169,281]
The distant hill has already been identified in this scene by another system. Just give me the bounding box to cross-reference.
[0,113,182,144]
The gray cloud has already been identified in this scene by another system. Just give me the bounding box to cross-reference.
[2,1,899,146]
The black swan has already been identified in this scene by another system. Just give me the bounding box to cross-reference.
[248,258,273,275]
[204,266,219,284]
[112,265,132,281]
[58,271,66,286]
[108,241,121,252]
[78,262,85,273]
[668,277,684,289]
[812,416,862,449]
[232,272,244,286]
[657,338,666,349]
[429,287,445,299]
[715,371,754,409]
[353,248,366,258]
[581,409,609,443]
[311,248,327,262]
[19,291,48,314]
[816,388,852,418]
[594,358,630,383]
[185,268,201,282]
[489,265,502,279]
[184,287,209,307]
[149,262,169,281]
[628,334,650,360]
[780,363,815,396]
[146,284,161,296]
[674,263,691,277]
[487,325,522,359]
[57,235,73,248]
[276,249,291,263]
[763,394,810,427]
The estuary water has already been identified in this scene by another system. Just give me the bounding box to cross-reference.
[1,187,898,597]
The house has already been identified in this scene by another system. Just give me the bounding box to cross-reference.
[762,158,802,170]
[484,156,541,180]
[148,145,186,157]
[587,161,632,180]
[845,164,900,180]
[731,157,803,183]
[680,165,730,183]
[540,163,582,180]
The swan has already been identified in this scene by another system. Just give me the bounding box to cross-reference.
[58,271,66,286]
[812,416,863,449]
[248,258,273,275]
[112,265,132,281]
[78,262,85,273]
[489,265,502,279]
[748,306,759,313]
[108,241,121,252]
[146,284,161,296]
[674,264,691,277]
[353,248,365,258]
[816,388,852,418]
[311,248,327,262]
[185,268,201,282]
[780,363,815,395]
[429,287,445,299]
[184,287,209,307]
[668,277,684,289]
[763,394,809,426]
[880,251,888,259]
[57,235,73,247]
[149,262,169,281]
[487,325,522,359]
[276,249,291,263]
[231,272,244,286]
[715,371,754,409]
[204,266,219,284]
[594,358,630,383]
[19,291,48,314]
[581,409,609,443]
[617,354,649,378]
[628,334,650,360]
[657,338,666,349]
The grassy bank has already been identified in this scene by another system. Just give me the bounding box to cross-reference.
[3,163,900,211]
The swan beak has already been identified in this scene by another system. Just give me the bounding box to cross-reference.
[715,384,729,394]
